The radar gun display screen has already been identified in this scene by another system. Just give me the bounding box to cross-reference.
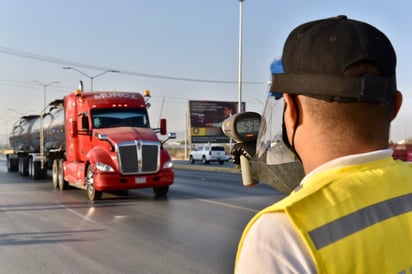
[222,112,261,143]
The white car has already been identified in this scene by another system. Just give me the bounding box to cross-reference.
[189,145,228,165]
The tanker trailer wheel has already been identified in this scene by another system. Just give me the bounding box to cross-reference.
[18,157,29,176]
[29,157,43,180]
[52,159,59,189]
[58,159,68,190]
[153,186,169,197]
[86,165,102,201]
[28,158,34,179]
[7,156,18,172]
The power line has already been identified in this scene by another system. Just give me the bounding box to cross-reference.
[0,46,109,71]
[0,46,266,85]
[0,79,71,93]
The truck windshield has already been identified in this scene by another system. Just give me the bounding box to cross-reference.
[91,108,150,129]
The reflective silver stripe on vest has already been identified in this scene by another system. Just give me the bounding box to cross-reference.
[308,193,412,249]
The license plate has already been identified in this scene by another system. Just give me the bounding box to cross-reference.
[135,177,146,184]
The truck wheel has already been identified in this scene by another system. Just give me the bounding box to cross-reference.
[34,161,44,180]
[86,165,102,201]
[189,155,195,164]
[28,158,33,178]
[202,156,209,164]
[58,159,68,190]
[18,159,22,175]
[219,160,224,165]
[7,156,18,172]
[19,157,29,176]
[6,158,11,171]
[52,159,59,189]
[29,158,43,180]
[28,158,35,179]
[153,186,169,197]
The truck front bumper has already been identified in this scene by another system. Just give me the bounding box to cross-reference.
[93,169,174,191]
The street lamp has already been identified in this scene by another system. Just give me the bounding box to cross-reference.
[31,80,60,110]
[63,67,119,91]
[238,0,244,113]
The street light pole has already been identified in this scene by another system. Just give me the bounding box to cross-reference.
[63,67,119,91]
[238,0,244,113]
[31,80,60,110]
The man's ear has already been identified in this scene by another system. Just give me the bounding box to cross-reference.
[283,94,298,123]
[283,94,299,140]
[391,91,403,121]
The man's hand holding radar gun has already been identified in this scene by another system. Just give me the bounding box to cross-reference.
[221,112,261,186]
[222,59,305,194]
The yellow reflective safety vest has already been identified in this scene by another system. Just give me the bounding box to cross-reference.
[236,157,412,273]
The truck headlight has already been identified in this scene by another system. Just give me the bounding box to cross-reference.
[163,160,174,169]
[96,162,115,172]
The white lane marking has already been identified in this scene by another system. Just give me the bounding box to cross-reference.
[194,198,259,213]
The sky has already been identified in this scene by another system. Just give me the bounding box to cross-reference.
[0,0,411,144]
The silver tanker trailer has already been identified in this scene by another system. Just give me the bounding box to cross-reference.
[7,100,65,179]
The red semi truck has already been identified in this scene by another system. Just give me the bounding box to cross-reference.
[7,84,176,200]
[390,143,412,162]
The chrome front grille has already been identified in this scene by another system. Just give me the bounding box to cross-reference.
[117,141,160,175]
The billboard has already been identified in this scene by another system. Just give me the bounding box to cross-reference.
[189,100,245,143]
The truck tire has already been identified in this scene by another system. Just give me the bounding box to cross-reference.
[58,159,68,190]
[18,157,29,176]
[27,160,31,177]
[52,159,59,189]
[29,158,43,180]
[7,156,18,172]
[153,186,169,197]
[86,165,102,201]
[219,160,224,165]
[202,156,209,164]
[189,155,195,164]
[33,160,41,179]
[28,158,34,179]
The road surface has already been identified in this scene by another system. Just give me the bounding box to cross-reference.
[0,156,285,274]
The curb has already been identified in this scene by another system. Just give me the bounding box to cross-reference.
[173,162,240,174]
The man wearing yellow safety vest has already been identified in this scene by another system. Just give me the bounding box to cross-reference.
[235,15,412,273]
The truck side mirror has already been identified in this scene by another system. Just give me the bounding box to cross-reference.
[160,131,176,145]
[70,120,78,138]
[160,118,167,135]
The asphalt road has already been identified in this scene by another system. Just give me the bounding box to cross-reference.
[0,156,285,274]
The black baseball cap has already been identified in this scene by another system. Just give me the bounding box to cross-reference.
[270,15,397,103]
